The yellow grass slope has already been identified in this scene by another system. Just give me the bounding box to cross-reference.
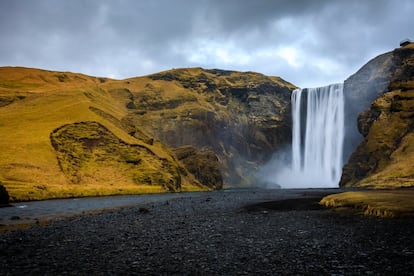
[341,44,414,189]
[0,67,203,201]
[320,190,414,218]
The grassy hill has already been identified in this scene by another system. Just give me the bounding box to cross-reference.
[322,44,414,217]
[0,66,295,201]
[341,44,414,189]
[0,67,200,200]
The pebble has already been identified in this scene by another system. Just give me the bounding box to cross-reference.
[0,189,413,275]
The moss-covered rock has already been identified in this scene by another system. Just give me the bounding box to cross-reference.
[50,121,181,191]
[173,146,223,189]
[0,66,295,199]
[116,68,295,186]
[341,44,414,188]
[343,51,395,160]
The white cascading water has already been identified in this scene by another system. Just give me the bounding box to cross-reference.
[278,83,344,188]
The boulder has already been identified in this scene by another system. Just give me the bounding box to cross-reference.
[0,182,9,206]
[50,121,182,191]
[173,146,223,189]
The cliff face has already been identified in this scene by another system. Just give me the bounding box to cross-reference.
[117,68,294,186]
[0,182,9,206]
[342,51,395,161]
[0,67,294,200]
[341,44,414,188]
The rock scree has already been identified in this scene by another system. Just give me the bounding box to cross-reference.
[1,189,413,275]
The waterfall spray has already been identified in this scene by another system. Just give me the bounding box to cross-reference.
[272,83,344,188]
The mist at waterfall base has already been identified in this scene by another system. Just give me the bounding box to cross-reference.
[258,84,345,189]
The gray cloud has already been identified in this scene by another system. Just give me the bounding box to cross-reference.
[0,0,413,87]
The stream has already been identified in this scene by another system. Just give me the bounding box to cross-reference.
[0,188,345,228]
[0,192,205,227]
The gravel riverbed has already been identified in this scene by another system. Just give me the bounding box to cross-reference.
[1,189,413,275]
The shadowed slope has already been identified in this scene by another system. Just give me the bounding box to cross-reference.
[0,67,205,200]
[108,68,295,186]
[341,44,414,188]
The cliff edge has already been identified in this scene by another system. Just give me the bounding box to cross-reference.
[341,43,414,188]
[0,67,295,200]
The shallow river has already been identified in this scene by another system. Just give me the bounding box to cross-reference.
[0,192,206,226]
[0,188,343,228]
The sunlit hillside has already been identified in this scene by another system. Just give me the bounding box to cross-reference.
[341,44,414,189]
[0,67,204,200]
[0,66,294,201]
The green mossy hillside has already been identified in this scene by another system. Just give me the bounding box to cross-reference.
[341,44,414,188]
[0,67,209,200]
[50,121,181,191]
[0,66,294,200]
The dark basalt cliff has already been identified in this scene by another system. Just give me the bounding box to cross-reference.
[342,51,395,160]
[0,182,9,207]
[117,68,295,186]
[173,146,223,190]
[341,44,414,188]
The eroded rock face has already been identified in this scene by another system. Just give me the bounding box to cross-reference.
[173,146,223,190]
[342,51,395,161]
[341,45,414,188]
[50,121,182,191]
[0,182,9,206]
[0,66,295,200]
[115,68,295,186]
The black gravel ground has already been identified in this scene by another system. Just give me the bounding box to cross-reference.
[1,189,413,275]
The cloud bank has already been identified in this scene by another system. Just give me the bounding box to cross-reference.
[1,0,413,87]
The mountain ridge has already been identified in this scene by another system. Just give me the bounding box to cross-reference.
[341,43,414,188]
[0,66,295,201]
[2,43,414,204]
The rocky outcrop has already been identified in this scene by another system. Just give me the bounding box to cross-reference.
[342,51,395,160]
[0,66,294,200]
[113,68,295,186]
[173,146,223,190]
[341,44,414,188]
[0,181,9,207]
[50,121,182,191]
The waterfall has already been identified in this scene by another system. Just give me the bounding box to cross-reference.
[280,83,344,188]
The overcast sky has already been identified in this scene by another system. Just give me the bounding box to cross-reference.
[0,0,413,88]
